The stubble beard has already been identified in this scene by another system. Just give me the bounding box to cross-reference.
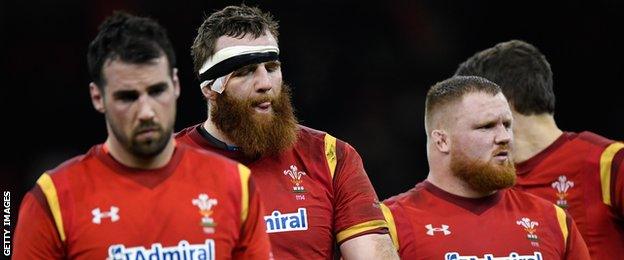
[108,115,173,159]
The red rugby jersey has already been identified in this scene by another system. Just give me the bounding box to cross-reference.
[176,124,388,259]
[515,132,624,259]
[383,181,590,260]
[13,144,270,260]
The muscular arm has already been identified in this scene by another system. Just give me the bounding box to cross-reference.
[340,233,399,260]
[330,139,397,259]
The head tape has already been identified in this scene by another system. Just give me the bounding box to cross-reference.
[199,45,279,93]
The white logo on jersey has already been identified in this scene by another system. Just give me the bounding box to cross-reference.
[516,217,540,247]
[192,194,218,234]
[107,239,215,260]
[264,208,308,233]
[92,206,119,224]
[444,251,542,260]
[425,224,451,236]
[284,165,307,194]
[551,175,574,208]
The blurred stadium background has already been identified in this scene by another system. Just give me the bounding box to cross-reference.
[2,0,623,214]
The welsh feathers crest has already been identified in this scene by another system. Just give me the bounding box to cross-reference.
[192,193,218,234]
[284,165,307,193]
[516,217,540,247]
[551,175,574,208]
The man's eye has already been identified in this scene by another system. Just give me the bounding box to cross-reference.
[148,85,167,96]
[233,67,254,77]
[115,92,138,102]
[265,62,280,72]
[478,123,495,129]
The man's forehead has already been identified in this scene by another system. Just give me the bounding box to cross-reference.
[102,56,170,89]
[455,92,511,118]
[214,32,278,52]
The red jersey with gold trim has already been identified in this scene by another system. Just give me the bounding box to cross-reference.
[176,124,388,259]
[13,144,270,260]
[382,181,590,260]
[515,131,624,259]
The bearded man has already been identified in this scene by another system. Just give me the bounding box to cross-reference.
[381,76,590,259]
[13,12,270,259]
[175,4,398,260]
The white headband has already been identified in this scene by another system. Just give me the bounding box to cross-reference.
[199,45,279,93]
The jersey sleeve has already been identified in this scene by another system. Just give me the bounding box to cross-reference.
[598,142,624,217]
[608,143,624,217]
[558,207,591,260]
[330,137,388,244]
[13,188,64,259]
[232,164,272,260]
[381,202,417,259]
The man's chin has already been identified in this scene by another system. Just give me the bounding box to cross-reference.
[251,111,275,123]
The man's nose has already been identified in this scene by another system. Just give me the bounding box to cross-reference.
[253,65,273,93]
[137,95,156,121]
[494,125,512,144]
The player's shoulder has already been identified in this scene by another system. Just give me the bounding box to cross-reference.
[383,183,426,208]
[575,131,618,148]
[297,124,355,151]
[174,123,201,139]
[506,188,559,212]
[179,143,241,170]
[297,124,330,140]
[46,145,101,178]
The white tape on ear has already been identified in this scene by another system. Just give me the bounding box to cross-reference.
[199,73,232,94]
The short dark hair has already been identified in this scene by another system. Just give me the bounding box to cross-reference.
[191,5,279,75]
[425,76,501,133]
[87,11,176,89]
[454,40,554,115]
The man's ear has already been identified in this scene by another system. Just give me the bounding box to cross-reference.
[431,129,450,153]
[89,82,105,113]
[172,68,181,99]
[201,85,218,101]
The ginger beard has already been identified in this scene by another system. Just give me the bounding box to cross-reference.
[450,145,516,194]
[211,83,298,159]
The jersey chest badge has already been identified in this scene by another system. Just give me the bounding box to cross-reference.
[283,165,307,200]
[551,175,574,208]
[192,194,218,234]
[92,206,119,224]
[516,217,540,247]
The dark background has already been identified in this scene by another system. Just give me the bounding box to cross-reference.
[2,0,623,220]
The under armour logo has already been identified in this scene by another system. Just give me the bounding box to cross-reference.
[425,224,451,236]
[92,206,120,224]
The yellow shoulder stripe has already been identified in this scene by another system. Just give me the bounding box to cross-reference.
[554,205,568,247]
[599,142,624,206]
[380,203,399,250]
[324,134,337,179]
[36,173,66,242]
[238,164,251,224]
[336,220,388,244]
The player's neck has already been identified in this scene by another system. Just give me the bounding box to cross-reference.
[105,136,175,169]
[512,112,563,163]
[426,171,496,198]
[203,118,237,147]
